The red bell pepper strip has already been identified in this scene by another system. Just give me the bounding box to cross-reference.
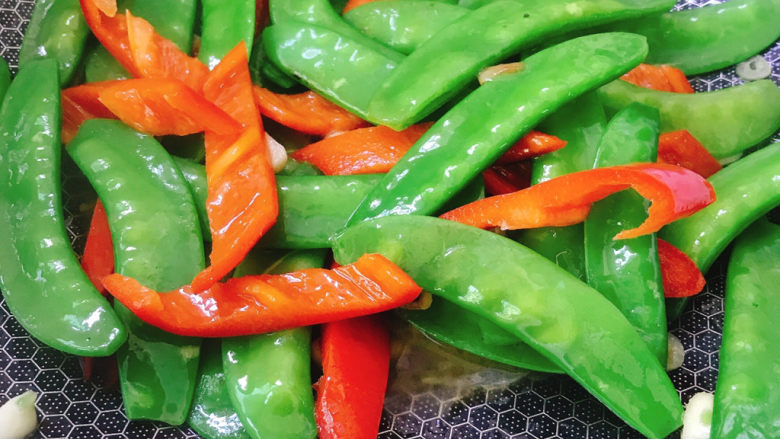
[658,238,706,298]
[658,130,722,179]
[495,131,567,164]
[292,124,431,175]
[621,63,694,94]
[81,201,114,295]
[61,82,118,143]
[191,42,278,292]
[342,0,380,14]
[253,87,369,136]
[440,163,716,240]
[101,253,422,337]
[97,78,242,137]
[80,0,208,90]
[483,162,532,196]
[316,316,390,439]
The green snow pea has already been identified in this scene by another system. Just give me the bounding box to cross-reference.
[19,0,89,85]
[188,341,250,439]
[400,297,561,373]
[68,119,204,425]
[84,47,132,82]
[222,249,325,439]
[173,157,211,241]
[249,37,299,90]
[0,60,125,356]
[0,57,10,103]
[344,1,467,54]
[514,93,607,280]
[263,21,399,119]
[608,0,780,75]
[366,0,675,129]
[583,103,666,364]
[712,219,780,439]
[199,0,255,69]
[348,33,647,224]
[333,216,683,439]
[598,79,780,158]
[269,0,404,62]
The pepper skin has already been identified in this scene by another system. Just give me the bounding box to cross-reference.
[711,219,780,439]
[333,216,684,439]
[598,79,780,158]
[516,93,607,280]
[222,250,326,439]
[366,0,675,129]
[68,119,204,425]
[583,103,666,364]
[19,0,89,85]
[609,0,780,75]
[0,60,125,357]
[348,33,648,225]
[199,0,256,69]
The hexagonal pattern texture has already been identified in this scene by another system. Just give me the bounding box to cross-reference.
[1,0,778,437]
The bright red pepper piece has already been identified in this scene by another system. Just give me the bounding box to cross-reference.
[101,253,422,337]
[621,63,694,94]
[658,130,722,179]
[191,42,278,292]
[441,163,716,240]
[342,0,380,13]
[253,87,369,136]
[495,131,567,164]
[292,124,431,175]
[81,201,114,295]
[483,162,532,196]
[316,316,390,439]
[61,82,118,143]
[80,0,209,90]
[658,238,706,298]
[96,78,242,137]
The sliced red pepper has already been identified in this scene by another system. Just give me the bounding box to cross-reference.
[495,131,567,164]
[191,43,278,292]
[441,163,716,240]
[61,82,118,143]
[316,316,390,439]
[80,0,208,90]
[658,238,706,298]
[253,87,369,136]
[483,162,532,196]
[342,0,379,13]
[658,130,722,179]
[101,253,422,337]
[97,78,242,137]
[621,63,694,94]
[292,124,431,175]
[81,201,114,295]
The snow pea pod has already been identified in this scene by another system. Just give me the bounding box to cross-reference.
[68,119,204,425]
[660,142,780,275]
[401,297,561,373]
[188,341,250,439]
[712,219,780,439]
[514,93,607,280]
[263,21,399,120]
[19,0,89,85]
[344,1,467,54]
[367,0,675,129]
[333,216,684,439]
[598,79,780,158]
[584,103,666,364]
[269,0,404,62]
[84,47,132,82]
[173,157,211,241]
[608,0,780,75]
[0,60,125,356]
[222,249,325,439]
[199,0,255,69]
[348,33,648,224]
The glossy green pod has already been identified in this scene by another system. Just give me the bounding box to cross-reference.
[68,119,204,425]
[333,216,683,439]
[199,0,255,69]
[598,79,780,158]
[0,60,125,357]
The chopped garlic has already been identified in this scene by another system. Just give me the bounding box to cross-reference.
[0,391,38,439]
[265,132,288,173]
[681,392,713,439]
[666,332,685,371]
[736,55,771,81]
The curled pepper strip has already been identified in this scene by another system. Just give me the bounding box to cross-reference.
[102,254,422,337]
[81,201,114,295]
[495,131,567,164]
[658,130,722,178]
[621,63,694,94]
[61,82,117,143]
[253,87,369,136]
[441,163,716,240]
[658,238,706,298]
[316,316,390,439]
[192,42,278,292]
